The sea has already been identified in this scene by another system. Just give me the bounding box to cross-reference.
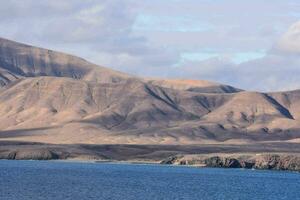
[1,160,300,200]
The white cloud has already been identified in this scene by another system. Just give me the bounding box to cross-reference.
[133,14,214,32]
[0,1,300,91]
[275,21,300,54]
[76,5,105,26]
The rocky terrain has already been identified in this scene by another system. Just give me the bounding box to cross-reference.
[161,153,300,172]
[1,140,300,171]
[0,37,300,170]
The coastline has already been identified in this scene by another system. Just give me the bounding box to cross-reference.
[63,153,300,172]
[1,140,300,172]
[3,152,300,173]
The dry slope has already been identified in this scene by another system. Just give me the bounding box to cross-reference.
[0,37,299,145]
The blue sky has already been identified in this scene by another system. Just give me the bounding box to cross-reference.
[0,0,300,91]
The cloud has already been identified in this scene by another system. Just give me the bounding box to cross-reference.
[133,14,214,32]
[233,21,300,91]
[274,21,300,54]
[171,21,300,91]
[0,0,74,20]
[0,1,300,92]
[0,1,141,49]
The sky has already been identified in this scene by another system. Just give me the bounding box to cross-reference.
[0,0,300,91]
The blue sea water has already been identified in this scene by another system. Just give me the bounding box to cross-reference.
[0,160,300,200]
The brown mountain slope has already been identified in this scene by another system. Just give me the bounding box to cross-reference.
[270,90,300,120]
[147,79,242,93]
[0,76,231,130]
[0,76,299,144]
[0,38,299,145]
[204,91,298,133]
[0,37,239,94]
[0,76,234,144]
[0,37,129,85]
[0,67,19,86]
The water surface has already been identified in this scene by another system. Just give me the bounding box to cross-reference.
[0,160,300,200]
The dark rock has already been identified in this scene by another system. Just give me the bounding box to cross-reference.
[204,156,241,168]
[240,160,255,169]
[224,158,241,168]
[204,156,223,167]
[179,160,188,165]
[160,156,178,164]
[254,155,281,170]
[12,149,59,160]
[7,151,16,159]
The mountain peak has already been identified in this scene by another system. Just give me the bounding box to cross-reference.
[0,38,298,145]
[0,37,130,85]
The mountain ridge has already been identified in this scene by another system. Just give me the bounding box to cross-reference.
[0,37,299,145]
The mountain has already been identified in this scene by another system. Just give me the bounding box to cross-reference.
[0,37,129,85]
[0,37,299,145]
[147,79,242,93]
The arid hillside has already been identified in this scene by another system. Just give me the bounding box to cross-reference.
[0,37,299,145]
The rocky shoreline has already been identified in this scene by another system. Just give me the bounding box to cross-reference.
[161,154,300,172]
[1,141,300,172]
[1,149,60,160]
[2,149,300,172]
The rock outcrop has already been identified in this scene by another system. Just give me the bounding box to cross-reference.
[1,149,59,160]
[161,154,300,172]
